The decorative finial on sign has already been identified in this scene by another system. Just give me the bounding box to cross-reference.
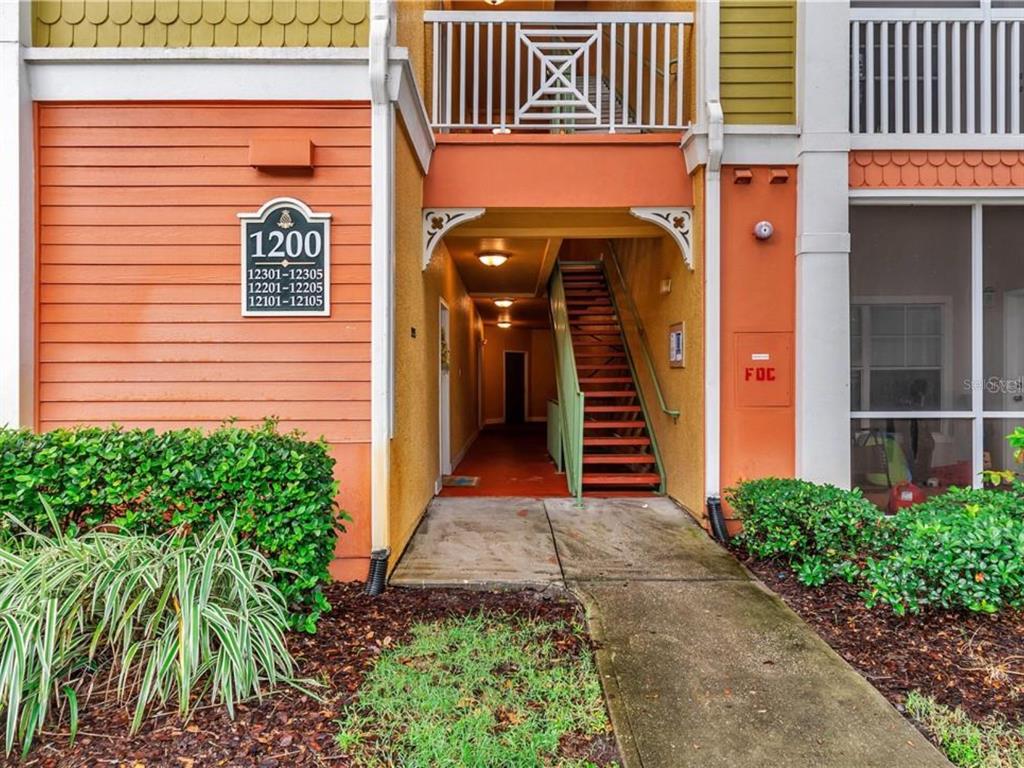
[278,210,295,230]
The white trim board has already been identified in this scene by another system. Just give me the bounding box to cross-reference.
[23,46,435,172]
[852,135,1024,151]
[851,190,1024,203]
[682,126,800,172]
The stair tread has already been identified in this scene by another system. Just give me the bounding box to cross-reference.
[582,473,661,485]
[583,454,656,464]
[586,405,642,413]
[582,390,637,397]
[583,420,646,428]
[580,376,633,382]
[584,437,651,446]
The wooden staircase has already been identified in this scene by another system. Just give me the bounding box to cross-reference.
[562,263,662,492]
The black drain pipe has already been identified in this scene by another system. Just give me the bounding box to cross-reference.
[364,548,390,596]
[707,496,730,544]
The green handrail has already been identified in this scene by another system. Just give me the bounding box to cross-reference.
[549,265,584,499]
[605,241,681,422]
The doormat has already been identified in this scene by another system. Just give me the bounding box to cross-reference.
[443,475,480,487]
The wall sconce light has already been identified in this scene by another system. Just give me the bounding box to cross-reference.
[484,0,505,5]
[497,321,511,329]
[478,252,508,267]
[494,298,514,308]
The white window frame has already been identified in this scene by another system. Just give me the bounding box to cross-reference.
[850,196,1024,489]
[851,296,954,412]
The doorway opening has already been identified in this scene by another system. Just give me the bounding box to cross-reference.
[503,351,527,424]
[433,216,669,499]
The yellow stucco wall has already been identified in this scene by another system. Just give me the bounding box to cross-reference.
[608,174,705,514]
[721,0,797,124]
[389,125,482,565]
[32,0,369,47]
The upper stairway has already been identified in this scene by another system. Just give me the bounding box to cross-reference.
[561,262,662,493]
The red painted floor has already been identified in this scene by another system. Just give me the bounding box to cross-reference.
[440,424,570,498]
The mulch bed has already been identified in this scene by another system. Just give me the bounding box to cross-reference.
[7,583,619,768]
[739,554,1024,726]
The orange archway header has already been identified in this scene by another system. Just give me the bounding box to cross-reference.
[424,134,693,209]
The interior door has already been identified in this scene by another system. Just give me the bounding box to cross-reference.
[504,351,526,425]
[439,302,452,480]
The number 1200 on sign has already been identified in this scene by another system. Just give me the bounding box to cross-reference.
[238,198,332,317]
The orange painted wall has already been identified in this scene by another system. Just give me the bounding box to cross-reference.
[424,135,693,208]
[36,102,373,580]
[720,166,796,530]
[481,325,556,424]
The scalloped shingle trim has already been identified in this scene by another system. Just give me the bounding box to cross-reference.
[850,150,1024,189]
[33,0,368,47]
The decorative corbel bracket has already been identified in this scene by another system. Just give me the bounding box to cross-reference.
[423,208,486,270]
[629,207,695,271]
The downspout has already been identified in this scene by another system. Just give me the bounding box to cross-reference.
[369,0,394,553]
[705,103,725,534]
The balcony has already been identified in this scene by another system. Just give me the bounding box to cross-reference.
[851,3,1024,142]
[424,10,694,134]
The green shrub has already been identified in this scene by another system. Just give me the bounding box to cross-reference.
[0,511,298,757]
[727,478,887,586]
[0,421,345,630]
[863,489,1024,615]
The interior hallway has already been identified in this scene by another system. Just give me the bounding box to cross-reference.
[441,424,568,497]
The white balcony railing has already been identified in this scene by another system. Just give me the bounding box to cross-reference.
[425,11,693,133]
[851,4,1024,137]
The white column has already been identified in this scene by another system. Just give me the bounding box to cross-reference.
[700,0,723,501]
[0,1,33,429]
[795,0,852,485]
[369,0,394,550]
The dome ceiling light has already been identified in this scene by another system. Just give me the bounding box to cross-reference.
[478,252,509,267]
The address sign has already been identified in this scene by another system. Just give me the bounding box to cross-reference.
[239,197,331,317]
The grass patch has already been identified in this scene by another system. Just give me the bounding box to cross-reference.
[906,691,1024,768]
[336,614,616,767]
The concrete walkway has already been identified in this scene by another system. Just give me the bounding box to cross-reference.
[391,496,951,768]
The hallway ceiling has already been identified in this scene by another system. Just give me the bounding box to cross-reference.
[474,296,551,327]
[445,236,560,296]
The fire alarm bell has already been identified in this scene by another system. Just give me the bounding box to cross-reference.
[753,221,774,240]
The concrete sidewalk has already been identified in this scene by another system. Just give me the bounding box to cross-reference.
[391,496,951,768]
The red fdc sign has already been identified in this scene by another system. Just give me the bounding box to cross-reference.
[735,332,792,407]
[744,366,777,382]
